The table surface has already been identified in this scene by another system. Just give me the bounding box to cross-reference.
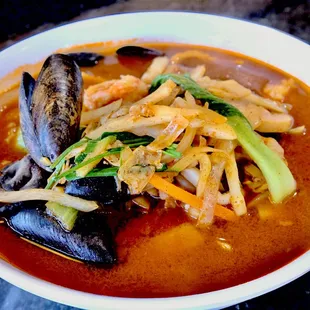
[0,0,309,309]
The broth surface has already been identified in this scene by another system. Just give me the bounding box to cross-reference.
[0,42,309,297]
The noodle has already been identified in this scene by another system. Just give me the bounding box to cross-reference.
[1,47,299,226]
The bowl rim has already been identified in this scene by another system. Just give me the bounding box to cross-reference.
[1,11,309,55]
[0,11,309,310]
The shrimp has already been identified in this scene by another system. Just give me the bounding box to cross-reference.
[84,75,148,110]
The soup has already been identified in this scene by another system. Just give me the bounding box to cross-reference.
[0,42,309,298]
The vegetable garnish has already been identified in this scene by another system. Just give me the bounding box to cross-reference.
[76,136,116,178]
[150,74,297,203]
[46,201,78,231]
[55,149,120,182]
[50,140,87,169]
[162,144,182,158]
[149,174,236,222]
[100,132,154,144]
[65,166,119,181]
[0,189,99,212]
[45,158,66,189]
[49,131,170,182]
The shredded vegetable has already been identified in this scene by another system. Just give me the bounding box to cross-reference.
[10,50,298,230]
[150,74,296,203]
[149,174,236,222]
[0,189,99,212]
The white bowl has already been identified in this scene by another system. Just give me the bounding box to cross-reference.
[0,12,309,310]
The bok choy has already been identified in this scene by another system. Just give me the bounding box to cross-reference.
[150,74,296,203]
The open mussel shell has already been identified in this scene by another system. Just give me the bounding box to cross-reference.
[1,202,116,265]
[65,177,130,205]
[31,54,83,163]
[19,54,83,169]
[19,73,45,170]
[116,46,164,58]
[67,52,104,67]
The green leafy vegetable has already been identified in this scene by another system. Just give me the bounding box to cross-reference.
[50,132,155,181]
[65,166,119,181]
[74,140,101,164]
[66,163,167,181]
[156,163,168,172]
[50,140,87,169]
[100,131,154,144]
[55,147,123,182]
[52,132,153,168]
[163,144,182,158]
[49,128,172,184]
[45,158,66,190]
[150,74,296,203]
[75,153,87,164]
[75,138,119,165]
[84,140,99,154]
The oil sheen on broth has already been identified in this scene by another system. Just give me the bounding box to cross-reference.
[0,42,309,298]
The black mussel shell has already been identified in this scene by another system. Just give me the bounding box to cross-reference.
[116,46,164,58]
[20,71,35,111]
[2,203,116,265]
[0,155,49,191]
[0,202,32,219]
[19,54,83,169]
[65,177,130,205]
[67,52,104,67]
[19,72,46,170]
[31,54,83,163]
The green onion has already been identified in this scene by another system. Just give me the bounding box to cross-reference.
[163,149,182,158]
[66,166,119,181]
[163,144,182,158]
[84,140,99,154]
[100,131,151,142]
[45,158,66,189]
[126,141,152,148]
[51,132,154,170]
[66,163,167,181]
[156,163,168,172]
[50,140,87,169]
[75,153,87,164]
[55,147,123,182]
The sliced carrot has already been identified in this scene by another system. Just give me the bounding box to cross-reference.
[213,204,237,222]
[149,174,237,222]
[150,174,203,208]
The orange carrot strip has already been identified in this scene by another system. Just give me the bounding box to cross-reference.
[149,174,236,221]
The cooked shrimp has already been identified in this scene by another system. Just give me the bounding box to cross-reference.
[84,75,148,110]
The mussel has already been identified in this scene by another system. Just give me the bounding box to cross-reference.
[19,54,83,170]
[0,202,115,265]
[116,46,164,59]
[0,53,122,266]
[0,155,49,191]
[19,72,42,166]
[65,177,130,205]
[67,52,104,67]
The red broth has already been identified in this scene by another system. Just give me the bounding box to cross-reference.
[0,42,309,297]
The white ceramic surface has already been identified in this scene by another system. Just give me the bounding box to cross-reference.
[0,12,309,310]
